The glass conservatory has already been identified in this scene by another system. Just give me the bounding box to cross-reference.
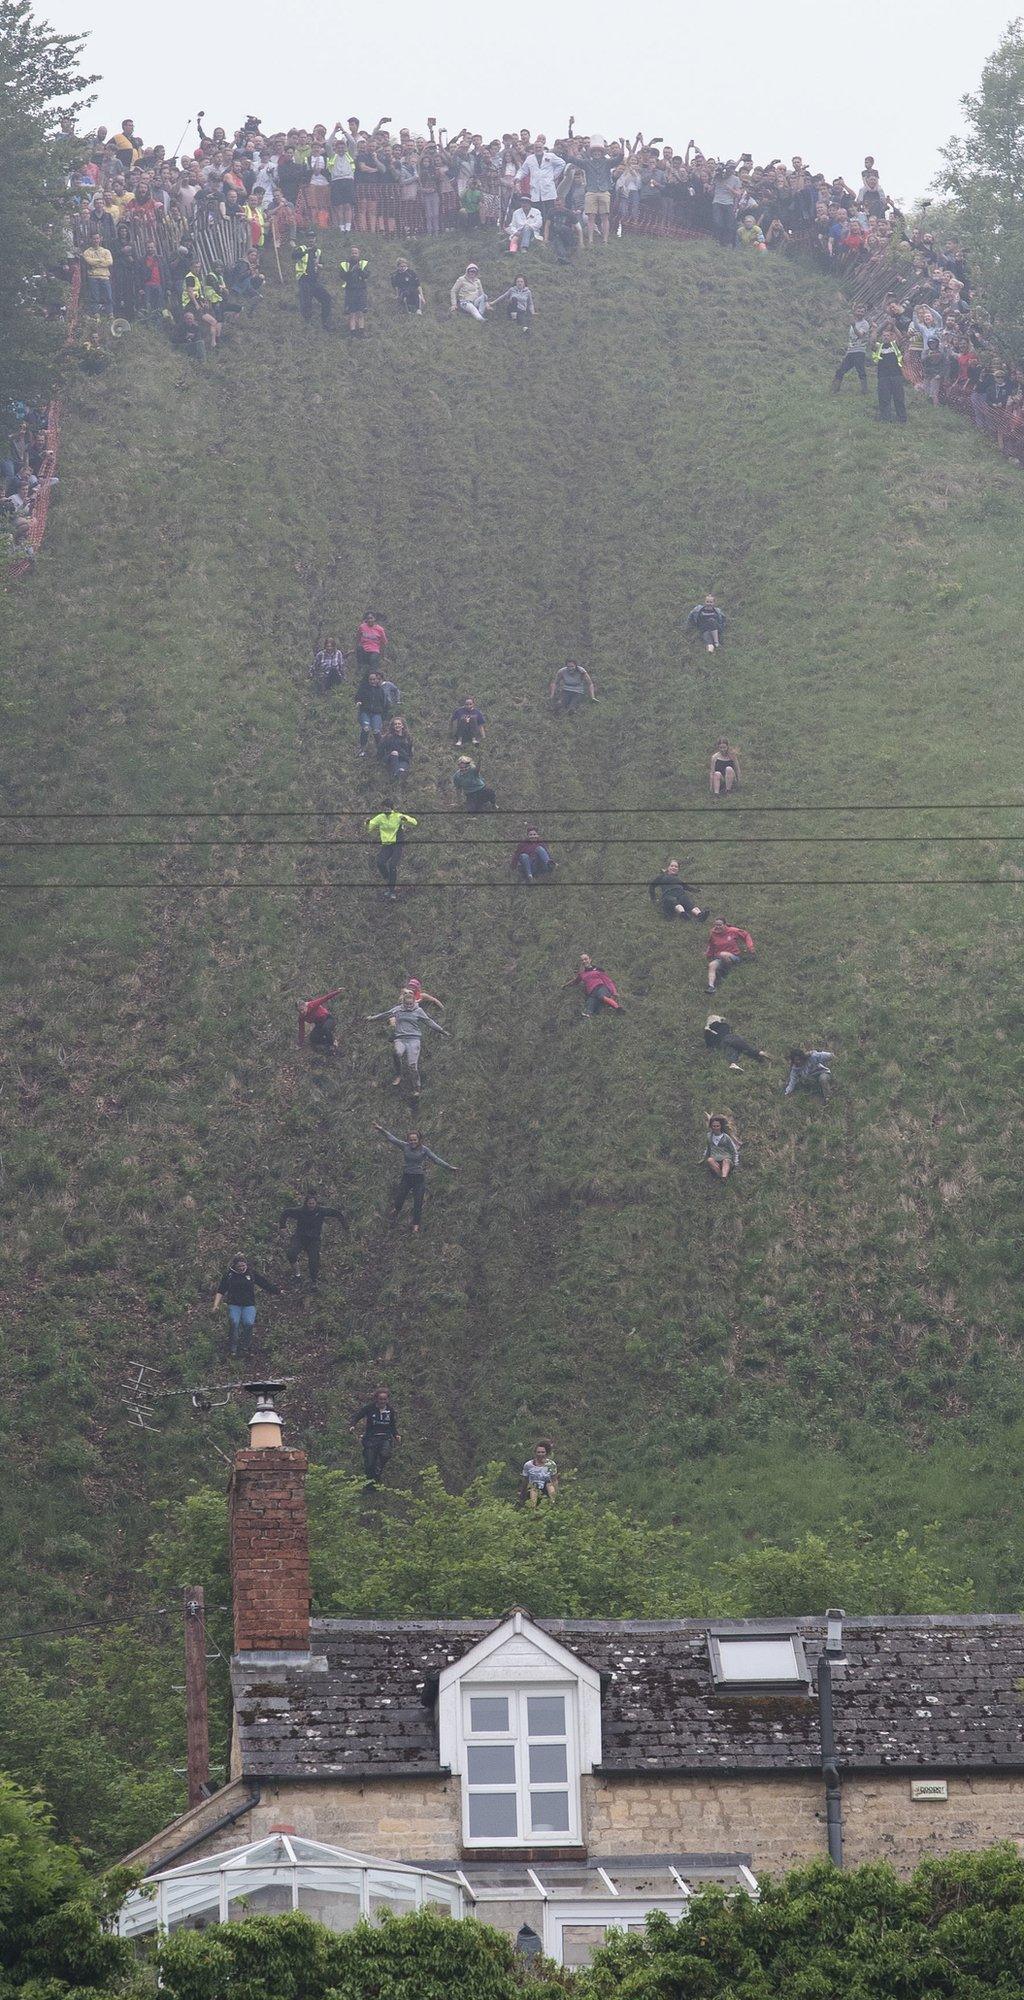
[118,1833,466,1939]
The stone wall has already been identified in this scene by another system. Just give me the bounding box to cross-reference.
[584,1772,823,1874]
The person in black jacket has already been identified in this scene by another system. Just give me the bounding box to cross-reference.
[649,859,705,920]
[212,1255,280,1354]
[350,1386,401,1481]
[278,1191,348,1283]
[704,1014,769,1070]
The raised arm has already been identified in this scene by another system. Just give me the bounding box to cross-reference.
[423,1145,456,1170]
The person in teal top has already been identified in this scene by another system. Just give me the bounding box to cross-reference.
[366,801,417,897]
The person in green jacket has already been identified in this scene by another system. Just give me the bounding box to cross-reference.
[366,800,417,897]
[453,755,496,813]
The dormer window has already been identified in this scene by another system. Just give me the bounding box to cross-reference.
[437,1611,603,1852]
[708,1628,810,1693]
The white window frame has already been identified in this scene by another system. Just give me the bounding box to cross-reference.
[544,1898,687,1967]
[461,1682,579,1847]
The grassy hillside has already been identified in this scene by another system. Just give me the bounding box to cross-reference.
[3,234,1024,1822]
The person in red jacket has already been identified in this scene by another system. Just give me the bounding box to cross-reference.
[298,987,342,1050]
[567,953,623,1018]
[706,918,755,993]
[512,827,555,882]
[406,976,444,1013]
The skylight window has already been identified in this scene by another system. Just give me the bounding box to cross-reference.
[708,1631,810,1691]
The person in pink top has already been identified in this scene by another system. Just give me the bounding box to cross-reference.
[357,610,387,668]
[567,953,623,1019]
[405,976,444,1014]
[706,918,756,993]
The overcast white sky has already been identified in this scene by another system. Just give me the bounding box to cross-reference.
[55,0,1012,206]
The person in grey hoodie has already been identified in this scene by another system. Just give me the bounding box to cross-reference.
[367,985,448,1096]
[372,1122,457,1231]
[490,275,535,329]
[832,317,872,393]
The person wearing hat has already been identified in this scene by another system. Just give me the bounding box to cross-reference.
[583,137,614,246]
[450,262,489,319]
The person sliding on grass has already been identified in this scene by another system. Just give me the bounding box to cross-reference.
[784,1047,835,1100]
[454,756,496,812]
[356,669,393,753]
[512,826,555,882]
[373,1121,457,1232]
[649,859,705,920]
[405,975,444,1014]
[297,986,343,1051]
[450,261,489,319]
[704,1015,769,1071]
[278,1191,348,1284]
[687,595,726,652]
[366,800,416,898]
[703,1112,740,1180]
[451,696,486,747]
[367,985,449,1097]
[350,1386,401,1482]
[568,953,623,1019]
[212,1255,280,1355]
[520,1442,558,1505]
[379,714,413,780]
[310,639,346,691]
[709,737,740,794]
[550,660,596,713]
[489,274,535,329]
[706,916,756,992]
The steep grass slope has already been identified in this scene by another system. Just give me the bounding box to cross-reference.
[3,232,1024,1671]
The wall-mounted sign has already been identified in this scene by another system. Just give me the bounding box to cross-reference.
[911,1779,948,1802]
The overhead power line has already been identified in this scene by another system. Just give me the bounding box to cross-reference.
[3,801,1024,821]
[0,833,1022,849]
[1,878,1022,894]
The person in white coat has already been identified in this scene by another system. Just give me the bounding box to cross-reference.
[450,262,488,320]
[522,136,566,239]
[508,202,543,252]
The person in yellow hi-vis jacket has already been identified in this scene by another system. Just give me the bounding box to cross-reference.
[873,324,907,425]
[366,800,417,898]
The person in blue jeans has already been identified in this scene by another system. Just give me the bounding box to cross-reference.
[512,826,555,882]
[212,1255,280,1355]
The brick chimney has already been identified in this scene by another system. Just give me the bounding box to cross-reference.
[228,1385,310,1656]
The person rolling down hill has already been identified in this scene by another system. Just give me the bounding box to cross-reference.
[278,1191,348,1284]
[310,639,346,691]
[366,801,417,898]
[520,1443,558,1506]
[706,916,756,992]
[568,953,623,1019]
[373,1121,457,1232]
[550,660,596,713]
[704,1014,769,1071]
[350,1386,401,1482]
[454,756,496,812]
[688,596,726,652]
[649,860,705,920]
[709,737,740,795]
[213,1255,280,1355]
[703,1112,740,1180]
[367,986,449,1097]
[784,1047,835,1100]
[298,986,342,1051]
[512,826,555,882]
[405,975,444,1014]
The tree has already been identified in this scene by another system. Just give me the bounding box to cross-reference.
[155,1908,572,2000]
[0,0,95,416]
[0,1773,141,1995]
[580,1847,1024,1999]
[938,20,1024,358]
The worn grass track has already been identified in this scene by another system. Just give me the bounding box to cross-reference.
[3,230,1024,1756]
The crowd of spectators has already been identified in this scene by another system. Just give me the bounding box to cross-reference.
[1,406,55,567]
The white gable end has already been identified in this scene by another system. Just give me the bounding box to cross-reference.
[438,1613,602,1775]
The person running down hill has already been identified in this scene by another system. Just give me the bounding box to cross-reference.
[649,860,705,919]
[706,916,756,992]
[568,953,623,1019]
[350,1387,401,1482]
[212,1255,280,1355]
[367,986,449,1096]
[688,596,726,651]
[366,801,417,897]
[373,1122,457,1232]
[297,986,342,1050]
[550,660,596,713]
[278,1191,348,1283]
